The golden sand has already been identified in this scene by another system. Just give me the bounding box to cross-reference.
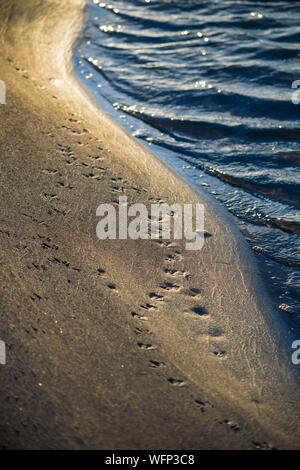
[0,0,299,449]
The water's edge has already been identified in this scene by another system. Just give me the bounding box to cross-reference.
[74,0,300,332]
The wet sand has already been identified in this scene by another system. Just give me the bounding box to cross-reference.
[0,0,299,449]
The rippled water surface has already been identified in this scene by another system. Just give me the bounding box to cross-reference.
[76,0,300,324]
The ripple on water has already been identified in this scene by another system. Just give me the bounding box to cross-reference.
[76,0,300,323]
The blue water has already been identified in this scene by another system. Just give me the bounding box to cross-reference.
[75,0,300,324]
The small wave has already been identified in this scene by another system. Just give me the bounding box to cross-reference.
[78,0,300,318]
[206,168,300,212]
[117,105,300,143]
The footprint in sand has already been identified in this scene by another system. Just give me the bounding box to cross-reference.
[213,349,226,358]
[164,268,189,278]
[252,441,275,450]
[149,197,165,204]
[131,311,149,321]
[43,192,58,200]
[140,303,158,310]
[185,287,201,297]
[134,326,151,337]
[164,268,179,276]
[203,231,212,238]
[160,281,181,292]
[149,360,166,369]
[148,292,164,302]
[107,283,117,290]
[187,306,209,317]
[111,185,125,193]
[137,342,156,350]
[96,268,106,277]
[168,378,186,387]
[156,240,177,248]
[208,326,223,337]
[195,399,214,413]
[65,157,77,166]
[81,172,99,180]
[220,419,240,432]
[130,186,146,194]
[111,176,127,183]
[30,292,44,302]
[42,168,59,175]
[165,253,182,262]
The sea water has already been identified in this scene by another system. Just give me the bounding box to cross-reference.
[75,0,300,326]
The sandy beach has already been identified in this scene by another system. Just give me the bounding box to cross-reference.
[0,0,300,449]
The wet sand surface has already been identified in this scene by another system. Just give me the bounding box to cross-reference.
[0,0,299,449]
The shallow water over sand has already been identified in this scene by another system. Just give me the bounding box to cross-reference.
[75,0,300,324]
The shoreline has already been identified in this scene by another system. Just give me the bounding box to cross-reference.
[0,0,299,449]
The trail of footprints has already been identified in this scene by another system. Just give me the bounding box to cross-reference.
[41,133,148,214]
[127,240,275,448]
[6,61,274,448]
[88,218,229,403]
[124,238,257,442]
[130,240,227,383]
